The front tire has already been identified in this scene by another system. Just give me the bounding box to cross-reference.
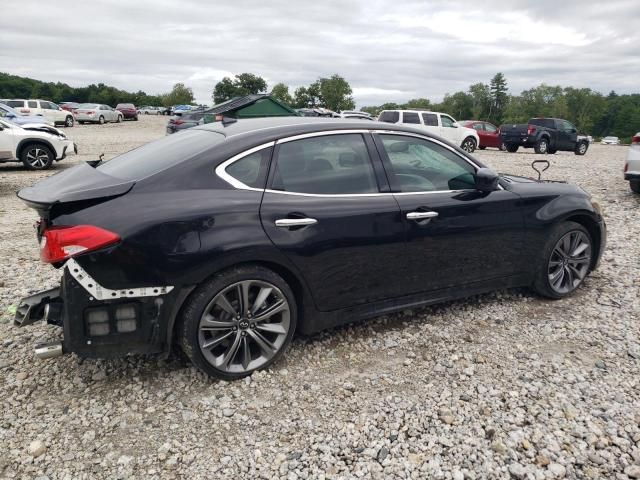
[65,116,74,127]
[20,143,54,170]
[532,221,593,299]
[461,137,476,153]
[499,142,507,151]
[534,138,549,154]
[178,265,297,380]
[575,141,588,156]
[630,181,640,194]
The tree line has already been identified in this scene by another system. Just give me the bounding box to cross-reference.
[0,72,195,107]
[1,70,638,141]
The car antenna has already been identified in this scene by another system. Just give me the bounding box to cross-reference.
[531,159,550,180]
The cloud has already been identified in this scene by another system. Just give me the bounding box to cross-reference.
[0,0,638,107]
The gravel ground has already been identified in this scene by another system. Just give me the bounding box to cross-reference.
[1,116,639,479]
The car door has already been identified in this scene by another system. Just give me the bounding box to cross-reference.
[483,122,502,148]
[439,114,459,143]
[373,132,526,294]
[39,101,57,123]
[259,131,407,311]
[0,121,16,160]
[557,120,578,150]
[469,122,487,147]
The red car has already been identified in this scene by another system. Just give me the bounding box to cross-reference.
[115,103,138,121]
[60,102,80,113]
[459,121,506,150]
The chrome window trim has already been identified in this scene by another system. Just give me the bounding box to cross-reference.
[262,188,466,198]
[275,129,371,144]
[215,141,275,190]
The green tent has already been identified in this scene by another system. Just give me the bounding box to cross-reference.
[204,94,298,123]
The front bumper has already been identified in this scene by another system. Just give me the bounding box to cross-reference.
[624,173,640,181]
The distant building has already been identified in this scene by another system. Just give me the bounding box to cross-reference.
[204,94,298,123]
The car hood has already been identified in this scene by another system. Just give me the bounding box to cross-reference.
[22,123,66,137]
[500,174,587,197]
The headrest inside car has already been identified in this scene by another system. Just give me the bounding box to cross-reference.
[388,141,410,153]
[338,152,362,167]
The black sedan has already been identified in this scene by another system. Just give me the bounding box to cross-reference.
[15,118,606,380]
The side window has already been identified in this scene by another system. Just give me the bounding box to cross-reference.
[28,101,38,108]
[484,123,498,133]
[41,102,53,110]
[402,112,420,124]
[472,123,484,131]
[271,134,379,194]
[440,115,456,128]
[422,113,438,126]
[224,147,272,188]
[559,120,575,131]
[380,134,476,192]
[378,111,399,123]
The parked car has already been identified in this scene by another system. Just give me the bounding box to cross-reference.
[624,132,640,193]
[0,118,76,169]
[1,99,75,127]
[166,111,205,134]
[60,102,80,113]
[75,104,123,124]
[378,110,480,153]
[138,106,162,115]
[500,118,589,155]
[0,103,55,127]
[459,120,506,150]
[14,117,606,380]
[159,106,172,116]
[601,136,620,145]
[338,112,374,120]
[115,103,138,121]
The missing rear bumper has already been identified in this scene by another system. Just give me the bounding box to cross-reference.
[14,287,62,327]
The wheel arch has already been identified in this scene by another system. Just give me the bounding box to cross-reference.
[16,138,57,160]
[562,213,602,270]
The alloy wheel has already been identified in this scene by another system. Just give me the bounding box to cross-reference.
[547,230,592,294]
[65,116,74,127]
[198,280,291,374]
[578,143,587,154]
[25,148,51,168]
[462,138,476,153]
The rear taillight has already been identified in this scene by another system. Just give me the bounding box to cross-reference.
[527,124,536,136]
[40,225,120,263]
[632,135,640,145]
[173,119,185,125]
[86,111,95,115]
[20,108,30,114]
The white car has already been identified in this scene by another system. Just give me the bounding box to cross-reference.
[75,104,123,124]
[601,136,620,145]
[378,110,480,153]
[138,106,162,115]
[2,99,75,127]
[0,118,77,170]
[624,132,640,194]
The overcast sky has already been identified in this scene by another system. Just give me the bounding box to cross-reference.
[1,0,638,107]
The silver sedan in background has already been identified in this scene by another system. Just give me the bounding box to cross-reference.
[75,104,123,124]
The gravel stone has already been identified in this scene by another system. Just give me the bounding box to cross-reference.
[1,121,638,478]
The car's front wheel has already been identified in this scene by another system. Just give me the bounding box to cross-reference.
[65,115,74,127]
[506,144,519,153]
[630,181,640,194]
[178,265,297,380]
[20,143,54,170]
[575,141,588,156]
[532,221,593,299]
[461,137,476,153]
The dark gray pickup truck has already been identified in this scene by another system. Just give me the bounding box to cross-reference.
[500,118,590,155]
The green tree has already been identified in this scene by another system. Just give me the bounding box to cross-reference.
[468,83,491,120]
[212,77,237,104]
[489,72,508,123]
[163,82,195,106]
[404,98,431,110]
[212,73,267,103]
[317,74,355,111]
[270,83,293,106]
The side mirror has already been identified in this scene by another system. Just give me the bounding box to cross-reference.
[475,168,499,192]
[451,122,459,128]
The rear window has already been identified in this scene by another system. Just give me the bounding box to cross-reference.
[402,112,420,124]
[98,130,225,180]
[116,104,134,109]
[378,111,399,123]
[6,100,24,108]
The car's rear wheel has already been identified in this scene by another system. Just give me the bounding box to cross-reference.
[178,265,297,380]
[20,143,54,170]
[65,116,74,127]
[575,141,588,156]
[630,181,640,194]
[534,138,549,154]
[532,221,593,299]
[461,137,476,153]
[506,144,519,153]
[547,148,557,154]
[499,142,507,151]
[98,116,105,124]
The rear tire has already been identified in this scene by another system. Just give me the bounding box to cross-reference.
[98,116,105,124]
[506,144,519,153]
[499,142,507,151]
[534,138,549,154]
[20,143,54,170]
[461,137,476,153]
[65,116,74,127]
[178,265,297,380]
[575,141,588,156]
[630,181,640,194]
[532,221,593,299]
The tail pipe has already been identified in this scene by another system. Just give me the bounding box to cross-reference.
[34,341,64,359]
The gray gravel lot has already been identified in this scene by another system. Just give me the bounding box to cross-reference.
[1,116,639,479]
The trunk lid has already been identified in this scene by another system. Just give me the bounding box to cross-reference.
[17,162,134,218]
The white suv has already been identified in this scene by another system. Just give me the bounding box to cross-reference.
[378,110,480,153]
[2,99,75,127]
[624,132,640,193]
[0,118,76,169]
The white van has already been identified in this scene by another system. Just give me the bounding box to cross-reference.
[2,99,75,127]
[378,110,480,153]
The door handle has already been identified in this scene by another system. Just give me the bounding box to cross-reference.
[406,211,438,220]
[275,218,318,228]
